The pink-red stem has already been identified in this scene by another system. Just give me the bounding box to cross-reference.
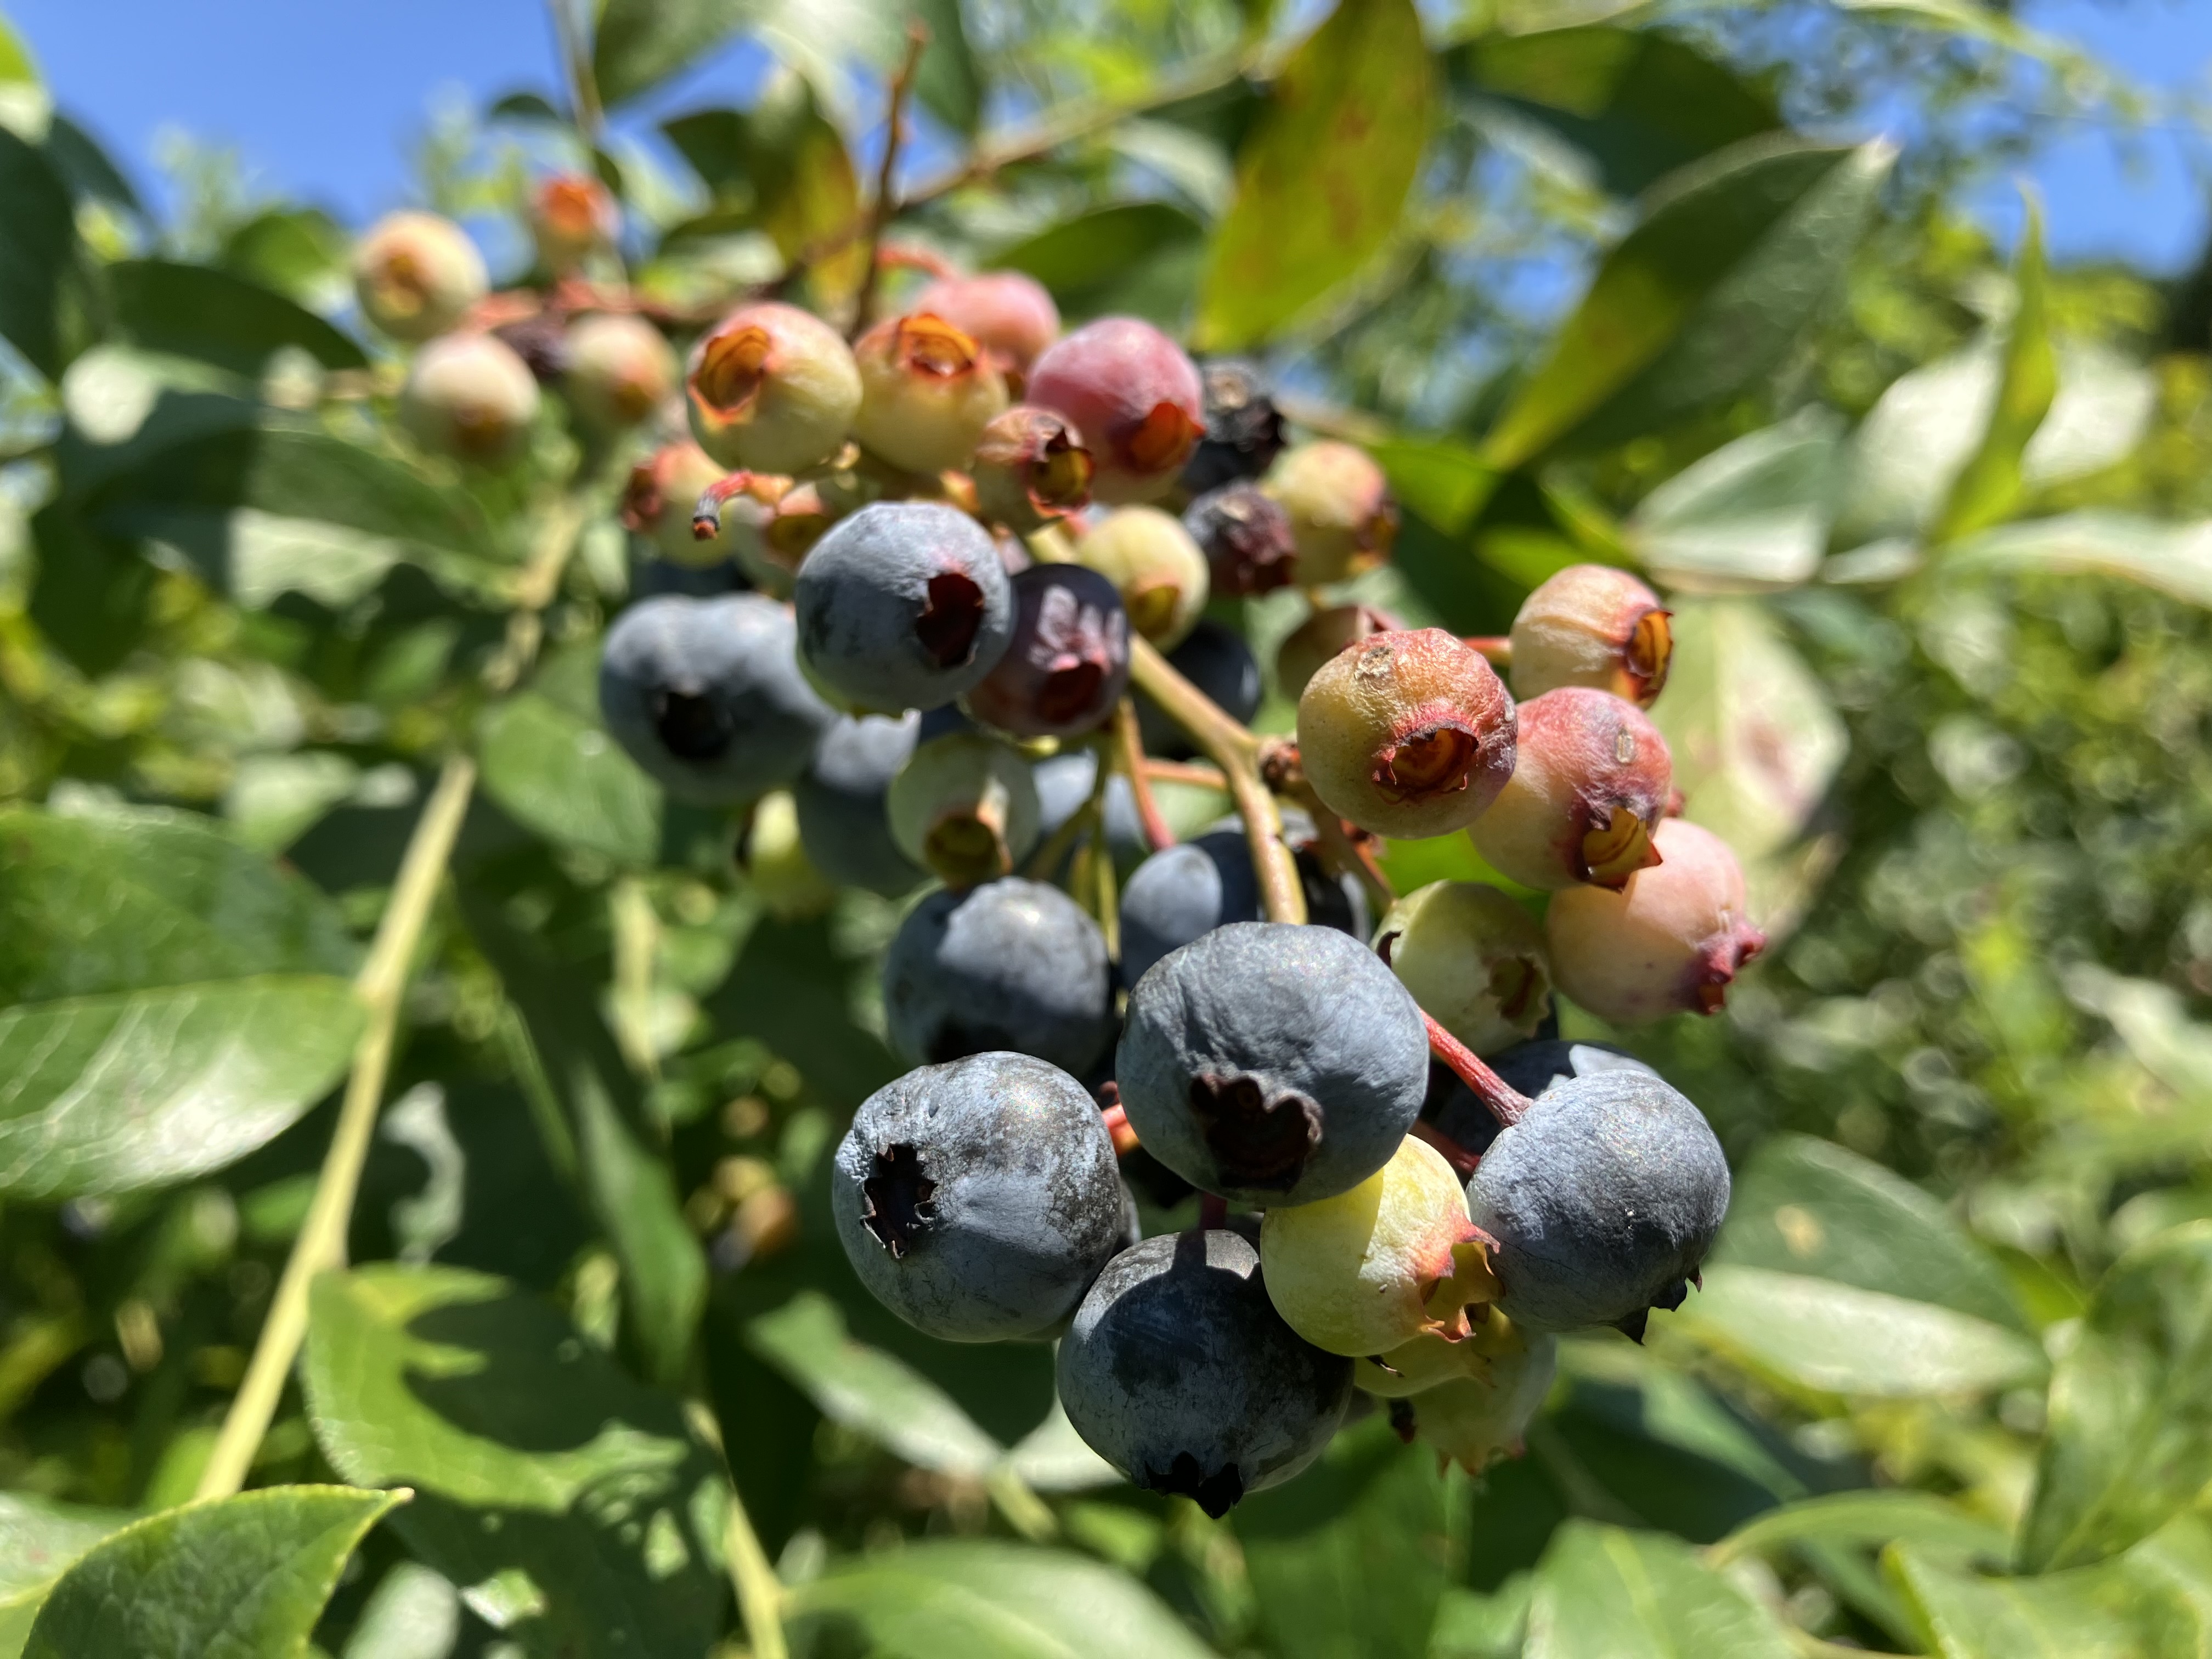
[1424,1012,1530,1129]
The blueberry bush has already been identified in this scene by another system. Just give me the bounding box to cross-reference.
[3,0,2212,1655]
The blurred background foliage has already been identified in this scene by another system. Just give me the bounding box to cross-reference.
[4,0,2212,1655]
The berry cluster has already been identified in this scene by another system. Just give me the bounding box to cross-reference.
[354,205,1762,1515]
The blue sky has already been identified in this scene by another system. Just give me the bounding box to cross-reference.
[9,0,2212,273]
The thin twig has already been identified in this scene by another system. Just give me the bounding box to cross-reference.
[850,25,930,338]
[1265,747,1395,920]
[1142,758,1226,790]
[545,0,604,144]
[1425,1012,1530,1130]
[194,753,479,1501]
[483,486,595,693]
[724,1482,790,1659]
[1114,698,1177,853]
[1464,635,1511,671]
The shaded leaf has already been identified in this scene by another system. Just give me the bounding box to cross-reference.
[1626,410,1839,591]
[0,123,76,379]
[910,0,981,136]
[478,686,665,868]
[304,1264,731,1657]
[1525,1519,1795,1658]
[109,259,366,375]
[1483,136,1893,467]
[1932,197,2055,545]
[41,113,139,217]
[21,1486,401,1659]
[990,202,1206,327]
[1194,0,1434,349]
[2021,1221,2212,1572]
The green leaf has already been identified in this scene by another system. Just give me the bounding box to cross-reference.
[1455,25,1780,198]
[2020,1221,2212,1572]
[746,1291,1006,1476]
[1234,1418,1453,1659]
[220,208,351,306]
[20,1486,401,1659]
[41,113,138,217]
[1482,136,1893,468]
[1932,198,2055,545]
[1194,0,1435,349]
[1625,410,1839,592]
[783,1539,1217,1658]
[1711,1134,2027,1331]
[303,1264,731,1657]
[109,259,366,376]
[1367,436,1498,538]
[910,0,981,136]
[478,687,665,867]
[1945,512,2212,610]
[1674,1265,2045,1400]
[989,202,1207,328]
[0,123,76,379]
[0,1493,133,1597]
[1524,1520,1795,1659]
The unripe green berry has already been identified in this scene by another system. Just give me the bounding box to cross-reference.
[1468,686,1672,891]
[741,789,838,920]
[971,405,1093,534]
[1277,603,1401,701]
[1352,1302,1537,1397]
[1296,628,1516,840]
[399,332,540,467]
[1508,564,1672,707]
[887,730,1042,888]
[686,301,861,476]
[1545,817,1764,1022]
[1375,881,1549,1055]
[851,313,1011,476]
[563,312,676,431]
[1265,441,1397,586]
[1392,1325,1557,1473]
[1259,1135,1500,1357]
[1074,506,1209,649]
[532,173,619,275]
[353,211,487,342]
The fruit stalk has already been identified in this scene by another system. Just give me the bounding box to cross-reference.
[1463,635,1511,670]
[484,478,597,692]
[1423,1011,1531,1129]
[545,0,605,143]
[1114,697,1177,851]
[194,752,479,1500]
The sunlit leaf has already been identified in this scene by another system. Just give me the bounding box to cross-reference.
[1627,409,1840,591]
[0,1494,133,1599]
[1932,197,2055,545]
[478,685,665,868]
[990,202,1206,327]
[1525,1520,1795,1658]
[1945,512,2212,610]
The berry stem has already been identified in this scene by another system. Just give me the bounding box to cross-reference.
[1142,758,1226,790]
[194,751,479,1501]
[1268,753,1396,919]
[850,24,930,338]
[1199,1193,1230,1229]
[1114,698,1177,852]
[1410,1118,1481,1176]
[1463,635,1511,670]
[544,0,605,144]
[1423,1012,1531,1129]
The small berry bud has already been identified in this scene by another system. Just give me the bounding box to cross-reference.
[1276,603,1402,700]
[1265,441,1397,585]
[1296,629,1516,840]
[1545,818,1765,1023]
[1387,1324,1557,1473]
[970,405,1093,534]
[851,313,1011,476]
[1508,564,1673,707]
[1183,481,1296,597]
[532,173,619,274]
[1468,687,1672,891]
[1259,1135,1502,1357]
[1074,506,1210,649]
[963,564,1131,738]
[1026,317,1205,504]
[911,271,1061,387]
[1181,358,1288,493]
[399,332,540,467]
[562,312,675,431]
[1375,881,1550,1056]
[686,301,862,476]
[1353,1301,1542,1398]
[624,443,783,568]
[353,211,487,342]
[887,730,1042,888]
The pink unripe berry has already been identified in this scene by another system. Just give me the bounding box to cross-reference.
[352,211,487,343]
[1545,817,1766,1022]
[563,312,675,431]
[1375,881,1550,1056]
[1025,317,1204,504]
[963,565,1130,738]
[685,301,861,476]
[887,731,1042,888]
[851,313,1011,476]
[970,406,1094,534]
[1258,1135,1501,1357]
[911,272,1061,386]
[399,332,540,467]
[1469,687,1672,891]
[1074,507,1210,650]
[532,173,620,274]
[1265,441,1397,585]
[1296,629,1517,840]
[1277,603,1402,701]
[1509,564,1673,708]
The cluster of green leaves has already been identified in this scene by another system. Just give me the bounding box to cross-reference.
[3,0,2212,1655]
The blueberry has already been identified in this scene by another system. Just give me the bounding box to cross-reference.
[793,712,924,895]
[1428,1039,1656,1161]
[1180,359,1288,493]
[1116,922,1427,1206]
[1182,481,1296,597]
[597,593,835,805]
[882,878,1114,1075]
[1116,829,1364,988]
[963,563,1131,739]
[832,1053,1128,1341]
[1056,1228,1351,1516]
[794,501,1016,714]
[1465,1070,1730,1339]
[1136,619,1261,760]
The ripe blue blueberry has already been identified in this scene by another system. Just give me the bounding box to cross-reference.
[1136,618,1262,760]
[1116,922,1427,1206]
[794,501,1015,714]
[597,593,834,805]
[832,1052,1127,1342]
[792,712,924,895]
[882,877,1114,1076]
[1429,1039,1658,1162]
[1466,1070,1729,1340]
[1057,1227,1351,1516]
[1116,827,1365,988]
